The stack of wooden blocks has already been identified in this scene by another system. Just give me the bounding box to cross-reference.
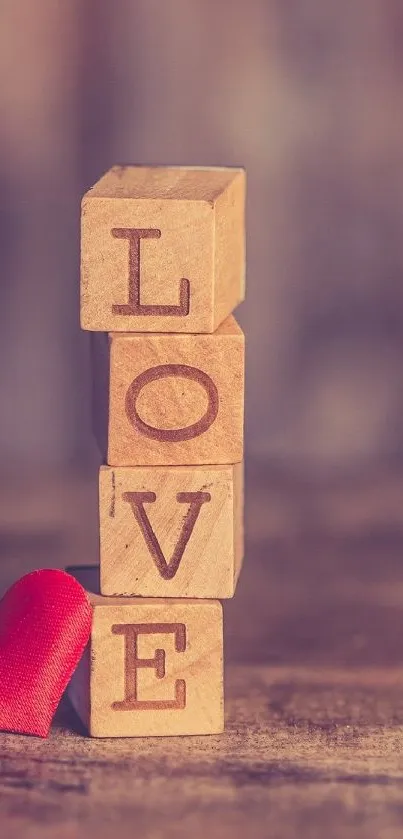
[69,166,246,737]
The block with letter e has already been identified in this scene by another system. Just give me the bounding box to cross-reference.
[92,315,244,466]
[99,462,243,598]
[80,165,245,334]
[67,568,223,737]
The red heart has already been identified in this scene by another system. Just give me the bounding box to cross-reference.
[0,569,92,737]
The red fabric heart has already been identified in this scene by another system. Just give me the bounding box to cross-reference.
[0,569,92,737]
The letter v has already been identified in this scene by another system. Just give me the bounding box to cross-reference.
[122,491,211,579]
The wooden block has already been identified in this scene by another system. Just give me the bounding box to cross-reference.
[92,315,244,466]
[99,462,244,598]
[67,567,223,737]
[80,165,245,334]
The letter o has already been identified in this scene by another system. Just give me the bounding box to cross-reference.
[125,364,219,442]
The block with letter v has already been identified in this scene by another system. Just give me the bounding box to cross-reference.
[99,463,243,598]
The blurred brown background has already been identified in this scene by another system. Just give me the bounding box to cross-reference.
[3,7,403,834]
[1,0,403,470]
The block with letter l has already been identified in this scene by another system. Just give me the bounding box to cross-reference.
[67,568,223,737]
[92,315,244,466]
[80,165,245,334]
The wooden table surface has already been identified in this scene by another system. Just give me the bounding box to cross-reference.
[1,460,403,838]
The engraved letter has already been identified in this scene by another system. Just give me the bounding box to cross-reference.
[125,364,219,442]
[112,623,186,711]
[122,491,211,579]
[111,228,190,317]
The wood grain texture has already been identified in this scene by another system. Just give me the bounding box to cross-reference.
[99,463,243,598]
[68,567,223,737]
[5,664,403,839]
[2,462,403,836]
[92,315,244,466]
[80,165,245,334]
